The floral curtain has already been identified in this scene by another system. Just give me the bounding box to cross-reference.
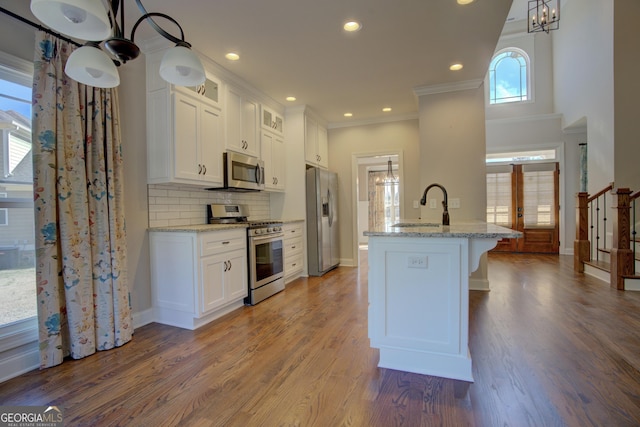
[32,32,133,368]
[368,171,386,230]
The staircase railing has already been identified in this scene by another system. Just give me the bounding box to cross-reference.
[575,184,613,272]
[575,185,638,289]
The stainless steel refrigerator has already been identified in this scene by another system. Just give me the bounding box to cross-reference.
[306,167,340,276]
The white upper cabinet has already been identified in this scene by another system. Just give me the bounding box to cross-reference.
[305,114,328,169]
[261,105,284,136]
[226,85,259,158]
[146,83,223,187]
[262,130,285,191]
[146,50,223,186]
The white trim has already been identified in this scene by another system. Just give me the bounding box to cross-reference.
[0,51,33,86]
[328,113,418,130]
[132,308,154,329]
[413,79,483,97]
[486,113,562,126]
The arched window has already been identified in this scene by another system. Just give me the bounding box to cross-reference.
[488,48,530,104]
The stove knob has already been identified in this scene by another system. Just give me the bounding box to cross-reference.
[254,229,263,235]
[275,226,282,232]
[267,227,273,233]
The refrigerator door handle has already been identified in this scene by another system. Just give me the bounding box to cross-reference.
[328,189,334,227]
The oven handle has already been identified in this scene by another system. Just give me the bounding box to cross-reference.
[249,233,284,242]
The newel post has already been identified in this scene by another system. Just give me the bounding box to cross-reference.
[610,188,633,290]
[574,192,590,272]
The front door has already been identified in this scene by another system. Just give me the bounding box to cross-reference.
[487,163,560,253]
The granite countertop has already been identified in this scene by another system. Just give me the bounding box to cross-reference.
[281,219,304,224]
[149,218,304,233]
[149,224,248,233]
[364,220,522,239]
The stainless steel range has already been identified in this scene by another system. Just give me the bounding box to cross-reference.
[207,204,285,305]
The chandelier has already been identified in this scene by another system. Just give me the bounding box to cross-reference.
[527,0,560,34]
[30,0,205,88]
[376,158,399,186]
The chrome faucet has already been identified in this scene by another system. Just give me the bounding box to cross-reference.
[420,183,450,226]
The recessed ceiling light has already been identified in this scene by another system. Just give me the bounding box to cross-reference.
[344,112,353,117]
[457,0,475,4]
[286,96,296,102]
[343,21,362,32]
[382,107,392,112]
[225,52,240,61]
[449,63,463,71]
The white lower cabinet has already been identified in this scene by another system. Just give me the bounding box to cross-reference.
[150,228,247,330]
[283,222,304,283]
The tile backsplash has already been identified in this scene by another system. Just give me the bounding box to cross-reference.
[147,184,271,228]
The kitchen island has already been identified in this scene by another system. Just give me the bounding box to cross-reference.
[364,221,520,390]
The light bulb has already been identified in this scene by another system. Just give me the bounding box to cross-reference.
[61,4,87,24]
[176,65,190,77]
[86,67,104,79]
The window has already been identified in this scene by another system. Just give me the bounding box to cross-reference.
[488,48,530,104]
[0,50,36,332]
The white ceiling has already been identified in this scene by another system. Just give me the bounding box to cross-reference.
[127,0,528,125]
[3,0,535,125]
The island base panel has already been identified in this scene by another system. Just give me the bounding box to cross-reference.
[377,345,474,382]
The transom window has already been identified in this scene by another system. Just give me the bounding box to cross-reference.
[488,48,530,104]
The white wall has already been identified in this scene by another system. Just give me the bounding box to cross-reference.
[613,0,640,189]
[328,119,420,267]
[553,0,614,192]
[418,86,487,222]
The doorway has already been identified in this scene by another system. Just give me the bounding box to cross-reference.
[352,152,402,255]
[487,162,560,253]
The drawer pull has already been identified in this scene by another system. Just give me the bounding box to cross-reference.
[222,241,230,245]
[291,245,296,249]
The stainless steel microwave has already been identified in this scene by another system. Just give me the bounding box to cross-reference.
[209,152,265,191]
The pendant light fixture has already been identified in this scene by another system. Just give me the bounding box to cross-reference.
[527,0,560,34]
[376,157,399,186]
[30,0,205,88]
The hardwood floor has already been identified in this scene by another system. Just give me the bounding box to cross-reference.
[2,252,640,426]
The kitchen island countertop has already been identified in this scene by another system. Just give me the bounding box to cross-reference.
[364,220,521,239]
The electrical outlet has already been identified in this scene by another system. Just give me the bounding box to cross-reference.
[413,200,419,209]
[429,199,437,209]
[450,198,460,208]
[407,255,428,269]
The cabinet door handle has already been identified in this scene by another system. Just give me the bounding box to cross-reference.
[228,260,232,270]
[223,261,228,272]
[202,164,207,175]
[198,164,202,174]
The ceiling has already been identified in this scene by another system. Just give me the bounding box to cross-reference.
[4,0,534,125]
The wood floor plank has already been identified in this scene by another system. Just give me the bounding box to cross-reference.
[3,252,640,426]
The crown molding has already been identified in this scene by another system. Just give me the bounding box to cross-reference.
[413,79,483,97]
[328,113,418,130]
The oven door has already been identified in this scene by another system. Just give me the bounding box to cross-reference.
[249,233,284,289]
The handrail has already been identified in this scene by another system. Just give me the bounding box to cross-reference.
[588,183,614,203]
[630,191,640,201]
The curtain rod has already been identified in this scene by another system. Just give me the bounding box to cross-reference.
[0,6,82,47]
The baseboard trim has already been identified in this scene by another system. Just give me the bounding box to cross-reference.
[0,345,39,384]
[470,277,490,291]
[133,308,154,330]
